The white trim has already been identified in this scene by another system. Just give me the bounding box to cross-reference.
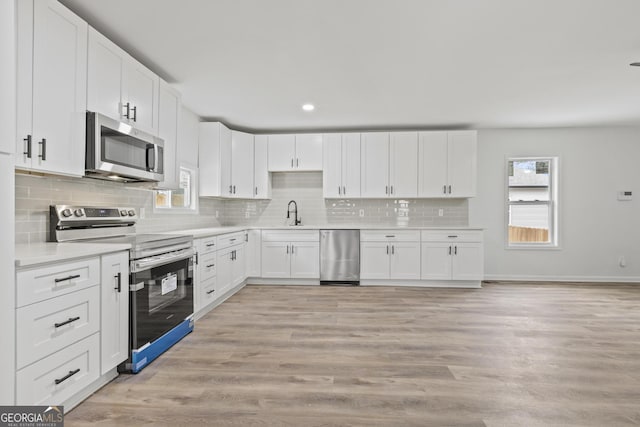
[194,281,247,321]
[247,278,320,286]
[484,274,640,283]
[62,369,118,411]
[360,279,482,288]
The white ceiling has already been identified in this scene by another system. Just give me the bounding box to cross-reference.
[60,0,640,132]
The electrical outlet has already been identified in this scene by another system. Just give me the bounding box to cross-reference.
[438,208,444,217]
[359,209,364,217]
[619,256,626,267]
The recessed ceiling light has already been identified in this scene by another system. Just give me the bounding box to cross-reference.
[302,104,315,111]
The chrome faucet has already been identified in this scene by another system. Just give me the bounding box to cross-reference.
[286,200,302,226]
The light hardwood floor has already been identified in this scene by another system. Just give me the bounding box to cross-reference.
[66,283,640,426]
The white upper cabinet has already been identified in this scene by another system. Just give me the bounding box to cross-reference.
[418,130,477,197]
[199,122,231,197]
[389,132,418,198]
[254,135,271,199]
[322,133,361,198]
[157,80,181,188]
[361,132,417,198]
[178,106,200,168]
[230,130,255,198]
[360,132,389,198]
[87,27,159,135]
[268,134,322,171]
[16,0,87,177]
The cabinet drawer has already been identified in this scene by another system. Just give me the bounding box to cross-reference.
[17,257,101,307]
[197,236,217,254]
[16,333,100,405]
[421,230,483,242]
[200,276,217,308]
[262,230,319,242]
[217,232,246,250]
[17,286,100,369]
[360,230,420,242]
[199,252,217,282]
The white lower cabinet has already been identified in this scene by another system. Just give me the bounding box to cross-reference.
[100,252,129,375]
[360,238,420,280]
[217,235,247,297]
[261,231,319,279]
[194,236,217,313]
[246,230,262,277]
[421,231,484,282]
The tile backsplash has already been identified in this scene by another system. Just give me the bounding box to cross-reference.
[16,171,468,244]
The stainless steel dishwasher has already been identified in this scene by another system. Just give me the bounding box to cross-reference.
[320,229,360,285]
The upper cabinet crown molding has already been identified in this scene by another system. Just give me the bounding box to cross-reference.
[16,0,88,177]
[87,27,160,136]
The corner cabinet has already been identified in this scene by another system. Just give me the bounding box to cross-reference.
[322,133,361,198]
[360,132,418,198]
[418,131,477,197]
[16,0,87,177]
[87,27,160,136]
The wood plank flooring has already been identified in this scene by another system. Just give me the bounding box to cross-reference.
[66,283,640,426]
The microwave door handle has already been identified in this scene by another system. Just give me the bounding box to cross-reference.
[146,144,155,171]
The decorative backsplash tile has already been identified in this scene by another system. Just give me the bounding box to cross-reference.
[16,171,468,244]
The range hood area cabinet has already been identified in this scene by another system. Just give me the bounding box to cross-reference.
[418,130,477,198]
[360,132,419,198]
[16,0,87,177]
[199,123,270,199]
[322,133,361,198]
[87,27,160,136]
[267,134,323,171]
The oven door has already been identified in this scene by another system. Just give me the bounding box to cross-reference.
[130,255,193,350]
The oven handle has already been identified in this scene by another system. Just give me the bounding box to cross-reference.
[130,248,195,273]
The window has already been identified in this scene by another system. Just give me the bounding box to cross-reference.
[154,164,199,213]
[507,157,557,247]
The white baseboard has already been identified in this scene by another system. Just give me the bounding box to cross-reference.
[360,279,482,288]
[64,368,118,412]
[194,281,247,321]
[247,278,320,286]
[484,274,640,283]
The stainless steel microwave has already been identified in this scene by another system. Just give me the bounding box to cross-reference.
[85,112,164,182]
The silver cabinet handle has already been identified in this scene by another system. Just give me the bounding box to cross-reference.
[23,135,32,158]
[38,138,46,161]
[114,272,121,292]
[54,274,80,283]
[54,316,80,328]
[55,368,80,385]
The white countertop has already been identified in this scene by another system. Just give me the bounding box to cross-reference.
[15,242,132,268]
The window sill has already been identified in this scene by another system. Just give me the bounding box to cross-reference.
[505,244,561,251]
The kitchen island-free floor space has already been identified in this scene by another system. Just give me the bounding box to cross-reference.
[66,283,640,426]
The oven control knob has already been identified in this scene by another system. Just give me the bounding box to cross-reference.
[120,210,128,217]
[61,208,72,218]
[73,209,84,217]
[128,210,136,217]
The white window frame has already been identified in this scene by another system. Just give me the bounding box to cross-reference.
[505,156,559,249]
[153,162,199,214]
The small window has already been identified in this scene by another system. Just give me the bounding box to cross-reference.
[507,157,557,247]
[154,164,199,213]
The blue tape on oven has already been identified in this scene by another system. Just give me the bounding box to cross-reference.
[130,318,194,373]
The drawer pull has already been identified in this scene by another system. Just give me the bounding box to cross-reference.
[55,316,80,328]
[206,243,216,247]
[385,235,395,238]
[229,238,236,242]
[206,289,215,295]
[54,274,80,283]
[447,235,458,238]
[114,272,122,292]
[55,368,80,385]
[206,264,215,268]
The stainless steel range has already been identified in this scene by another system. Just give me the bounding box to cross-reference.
[49,205,195,373]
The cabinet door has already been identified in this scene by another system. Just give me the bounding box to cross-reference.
[389,242,421,280]
[28,0,87,176]
[246,230,261,277]
[389,132,418,198]
[231,244,247,287]
[101,252,129,375]
[295,134,323,170]
[216,247,234,296]
[421,243,453,280]
[342,133,361,198]
[448,131,477,197]
[177,106,200,168]
[254,135,271,199]
[290,241,319,278]
[418,131,448,197]
[322,134,342,198]
[124,59,159,135]
[157,80,180,188]
[267,134,295,171]
[87,27,125,122]
[15,0,33,167]
[231,131,254,198]
[260,242,291,278]
[199,122,228,197]
[360,242,390,279]
[360,132,389,198]
[451,242,484,281]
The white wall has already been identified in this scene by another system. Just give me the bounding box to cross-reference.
[0,0,16,404]
[470,127,640,282]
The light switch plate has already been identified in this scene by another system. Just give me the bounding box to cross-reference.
[618,191,632,201]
